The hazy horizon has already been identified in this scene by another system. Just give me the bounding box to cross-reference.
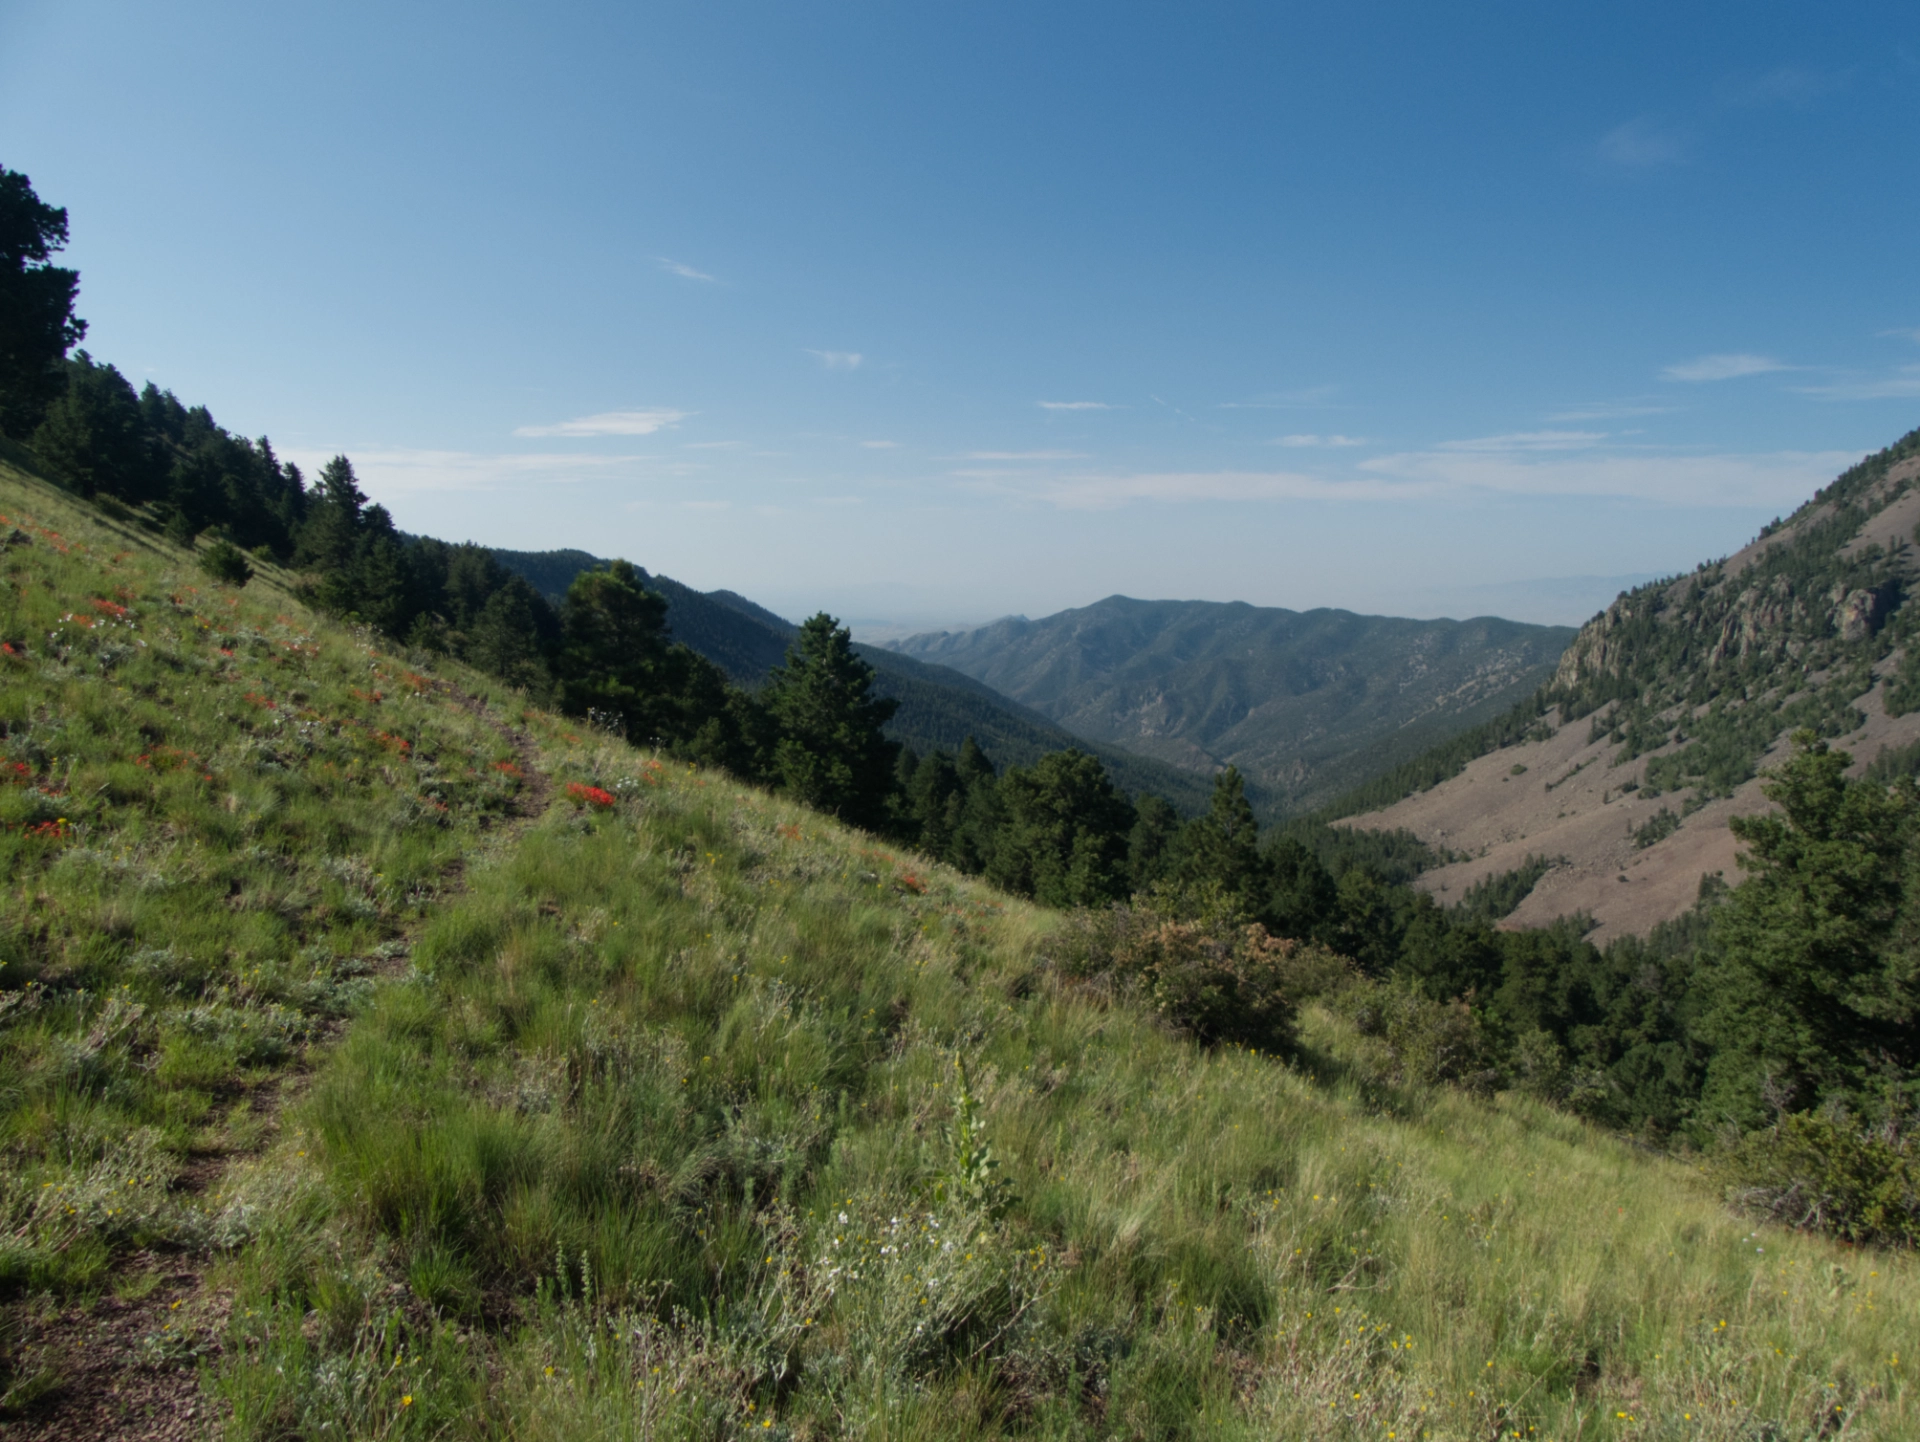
[5,1,1916,623]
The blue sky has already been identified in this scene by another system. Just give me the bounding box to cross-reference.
[4,1,1918,631]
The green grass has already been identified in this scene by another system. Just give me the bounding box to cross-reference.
[210,739,1918,1439]
[0,461,526,1296]
[4,460,1917,1439]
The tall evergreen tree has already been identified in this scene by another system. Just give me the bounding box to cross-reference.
[1701,734,1919,1127]
[1175,766,1269,916]
[28,354,153,498]
[0,165,86,438]
[987,749,1136,907]
[295,455,369,570]
[1260,836,1339,942]
[759,613,900,830]
[1127,793,1184,895]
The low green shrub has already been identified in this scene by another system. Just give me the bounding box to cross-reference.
[1063,904,1350,1051]
[197,537,253,587]
[1719,1111,1920,1246]
[1341,975,1500,1091]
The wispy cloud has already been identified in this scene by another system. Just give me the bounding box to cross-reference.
[1437,429,1606,453]
[1275,434,1365,448]
[1792,366,1920,401]
[859,440,899,450]
[514,408,689,438]
[961,469,1420,511]
[1037,400,1110,411]
[1362,447,1857,507]
[1716,67,1841,109]
[965,449,1087,461]
[1596,117,1686,169]
[1879,328,1920,344]
[683,440,742,450]
[1661,353,1787,383]
[1545,399,1676,422]
[807,349,864,370]
[1217,385,1340,410]
[950,441,1858,513]
[811,495,863,507]
[657,257,717,282]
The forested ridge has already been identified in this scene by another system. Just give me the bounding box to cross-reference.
[889,596,1574,816]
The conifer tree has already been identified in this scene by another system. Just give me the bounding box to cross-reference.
[1701,734,1919,1126]
[987,749,1135,907]
[0,165,86,438]
[295,456,369,571]
[1127,793,1183,895]
[760,613,900,830]
[29,354,152,498]
[1174,766,1269,916]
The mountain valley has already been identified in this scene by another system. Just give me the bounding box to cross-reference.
[889,598,1575,815]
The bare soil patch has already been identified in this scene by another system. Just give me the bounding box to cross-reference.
[1349,673,1920,944]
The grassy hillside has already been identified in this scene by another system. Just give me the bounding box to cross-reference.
[888,597,1574,817]
[493,547,1227,815]
[4,462,1917,1440]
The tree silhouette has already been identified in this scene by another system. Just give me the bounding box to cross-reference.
[0,165,87,438]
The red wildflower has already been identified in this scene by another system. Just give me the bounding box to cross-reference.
[493,760,524,777]
[566,782,616,809]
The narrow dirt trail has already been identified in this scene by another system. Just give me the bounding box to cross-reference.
[7,687,552,1441]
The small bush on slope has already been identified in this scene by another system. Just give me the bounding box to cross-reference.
[209,737,1920,1440]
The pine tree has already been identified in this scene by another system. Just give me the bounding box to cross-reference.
[29,354,153,499]
[295,456,369,570]
[987,749,1135,907]
[1174,766,1268,917]
[1127,793,1183,895]
[0,165,86,438]
[759,613,900,830]
[1701,733,1919,1126]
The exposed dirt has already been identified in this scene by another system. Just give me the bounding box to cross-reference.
[2,684,551,1438]
[1349,670,1920,945]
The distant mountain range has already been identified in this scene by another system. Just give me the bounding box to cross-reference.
[887,597,1575,815]
[490,548,1226,815]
